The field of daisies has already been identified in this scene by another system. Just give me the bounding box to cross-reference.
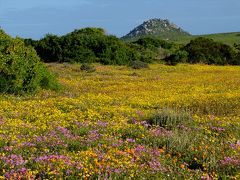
[0,63,239,179]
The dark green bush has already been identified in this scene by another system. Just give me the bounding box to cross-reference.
[184,37,235,65]
[132,37,174,50]
[80,63,96,72]
[130,37,178,63]
[37,34,65,62]
[127,43,156,63]
[234,53,240,65]
[165,50,188,66]
[0,30,59,94]
[165,55,180,66]
[99,35,134,65]
[233,44,240,65]
[30,28,141,65]
[129,60,149,69]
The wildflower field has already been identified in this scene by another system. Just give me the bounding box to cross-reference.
[0,63,239,179]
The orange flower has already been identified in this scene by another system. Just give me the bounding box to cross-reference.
[159,148,165,153]
[126,148,135,155]
[95,161,101,167]
[180,164,185,169]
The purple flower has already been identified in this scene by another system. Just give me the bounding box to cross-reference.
[114,169,121,174]
[126,138,136,143]
[87,130,102,142]
[219,156,240,166]
[230,140,240,150]
[21,142,35,147]
[148,160,161,171]
[211,126,225,132]
[0,154,27,167]
[35,154,70,162]
[150,127,172,137]
[3,146,13,152]
[134,145,146,154]
[97,121,108,127]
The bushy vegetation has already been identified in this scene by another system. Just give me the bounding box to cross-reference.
[166,37,240,65]
[184,37,238,65]
[25,28,141,65]
[24,28,181,66]
[80,63,96,72]
[132,37,174,50]
[127,36,240,66]
[146,109,192,130]
[165,50,188,66]
[0,30,59,94]
[130,37,178,62]
[24,28,240,66]
[129,60,149,69]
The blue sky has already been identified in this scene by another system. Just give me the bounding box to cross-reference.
[1,0,240,39]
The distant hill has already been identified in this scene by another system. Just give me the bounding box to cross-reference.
[122,18,191,40]
[173,32,240,46]
[122,18,240,46]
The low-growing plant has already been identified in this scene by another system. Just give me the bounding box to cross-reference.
[146,109,192,129]
[129,60,149,69]
[80,63,96,73]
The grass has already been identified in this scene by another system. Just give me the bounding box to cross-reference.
[0,63,239,179]
[172,32,240,45]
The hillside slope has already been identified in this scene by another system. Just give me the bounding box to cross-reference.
[174,32,240,45]
[122,18,240,45]
[122,18,191,40]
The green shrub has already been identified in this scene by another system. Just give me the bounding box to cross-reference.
[126,43,155,63]
[233,43,240,65]
[131,37,179,63]
[36,34,63,62]
[129,60,149,69]
[132,37,174,50]
[184,37,235,65]
[165,50,188,66]
[165,54,180,66]
[0,30,59,94]
[99,35,134,65]
[31,28,140,65]
[80,63,96,72]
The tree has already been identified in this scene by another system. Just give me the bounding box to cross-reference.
[184,37,235,65]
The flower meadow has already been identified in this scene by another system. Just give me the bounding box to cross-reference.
[0,63,239,179]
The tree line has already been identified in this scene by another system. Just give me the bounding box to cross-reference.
[24,28,240,66]
[166,37,240,65]
[24,28,176,65]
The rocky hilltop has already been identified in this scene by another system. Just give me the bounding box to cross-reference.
[122,18,191,40]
